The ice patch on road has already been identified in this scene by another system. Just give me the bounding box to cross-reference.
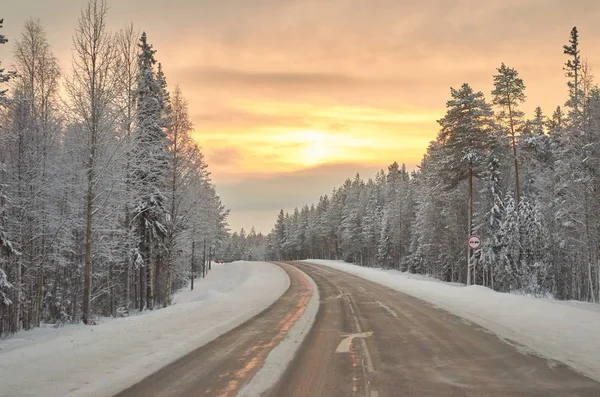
[0,261,289,397]
[237,266,319,397]
[304,259,600,383]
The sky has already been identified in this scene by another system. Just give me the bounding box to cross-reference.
[3,0,600,233]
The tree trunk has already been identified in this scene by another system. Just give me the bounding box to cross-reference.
[82,152,94,324]
[164,239,173,306]
[13,257,22,333]
[36,271,43,326]
[202,239,206,276]
[139,266,144,310]
[508,103,521,207]
[154,251,160,307]
[146,226,153,310]
[467,165,473,286]
[513,146,520,206]
[191,240,195,290]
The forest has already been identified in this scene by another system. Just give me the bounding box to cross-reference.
[0,1,229,336]
[227,27,600,304]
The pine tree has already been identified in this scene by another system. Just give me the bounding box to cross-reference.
[437,83,495,284]
[563,27,583,118]
[273,210,286,260]
[376,209,393,269]
[361,191,380,267]
[0,18,17,330]
[0,19,17,105]
[492,63,526,205]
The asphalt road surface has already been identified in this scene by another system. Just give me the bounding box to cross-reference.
[114,261,600,397]
[271,262,600,397]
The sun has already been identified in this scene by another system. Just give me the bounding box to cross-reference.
[301,130,333,166]
[275,129,348,167]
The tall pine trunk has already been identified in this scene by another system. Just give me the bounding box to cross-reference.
[467,165,473,286]
[508,102,521,206]
[145,225,153,309]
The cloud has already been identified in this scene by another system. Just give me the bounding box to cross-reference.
[189,67,365,87]
[6,0,600,234]
[217,162,386,212]
[192,108,309,129]
[205,147,244,167]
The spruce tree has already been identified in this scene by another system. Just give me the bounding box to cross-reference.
[131,32,169,310]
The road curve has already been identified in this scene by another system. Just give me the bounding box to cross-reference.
[268,261,600,397]
[113,262,313,397]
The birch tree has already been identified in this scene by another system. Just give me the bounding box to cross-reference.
[64,0,119,324]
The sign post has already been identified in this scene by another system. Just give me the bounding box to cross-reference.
[467,235,482,286]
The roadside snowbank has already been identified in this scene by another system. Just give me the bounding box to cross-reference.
[305,259,600,382]
[0,261,289,397]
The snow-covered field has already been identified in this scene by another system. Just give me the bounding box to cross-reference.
[0,261,289,397]
[304,259,600,383]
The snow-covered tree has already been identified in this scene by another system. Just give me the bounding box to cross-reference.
[0,6,230,336]
[436,83,496,284]
[473,155,504,288]
[259,26,600,305]
[130,32,169,310]
[492,63,526,205]
[64,0,120,325]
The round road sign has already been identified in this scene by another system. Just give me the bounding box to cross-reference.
[468,235,482,250]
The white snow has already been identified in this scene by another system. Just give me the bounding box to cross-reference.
[238,267,319,397]
[304,259,600,383]
[0,261,289,397]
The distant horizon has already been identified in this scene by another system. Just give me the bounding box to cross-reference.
[220,161,419,234]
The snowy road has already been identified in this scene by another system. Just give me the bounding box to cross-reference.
[269,262,600,397]
[113,262,317,397]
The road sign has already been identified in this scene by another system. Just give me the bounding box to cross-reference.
[468,235,482,250]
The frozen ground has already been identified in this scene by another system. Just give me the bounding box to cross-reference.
[0,261,289,397]
[304,259,600,383]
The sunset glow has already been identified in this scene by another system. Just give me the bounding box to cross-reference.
[4,0,600,232]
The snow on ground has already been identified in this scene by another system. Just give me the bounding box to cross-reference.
[0,261,289,397]
[305,259,600,383]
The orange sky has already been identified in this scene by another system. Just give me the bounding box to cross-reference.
[4,0,600,233]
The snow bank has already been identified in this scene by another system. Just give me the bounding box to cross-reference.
[304,259,600,382]
[0,261,289,397]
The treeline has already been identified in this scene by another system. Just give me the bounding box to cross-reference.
[0,1,228,335]
[219,227,268,263]
[265,27,600,303]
